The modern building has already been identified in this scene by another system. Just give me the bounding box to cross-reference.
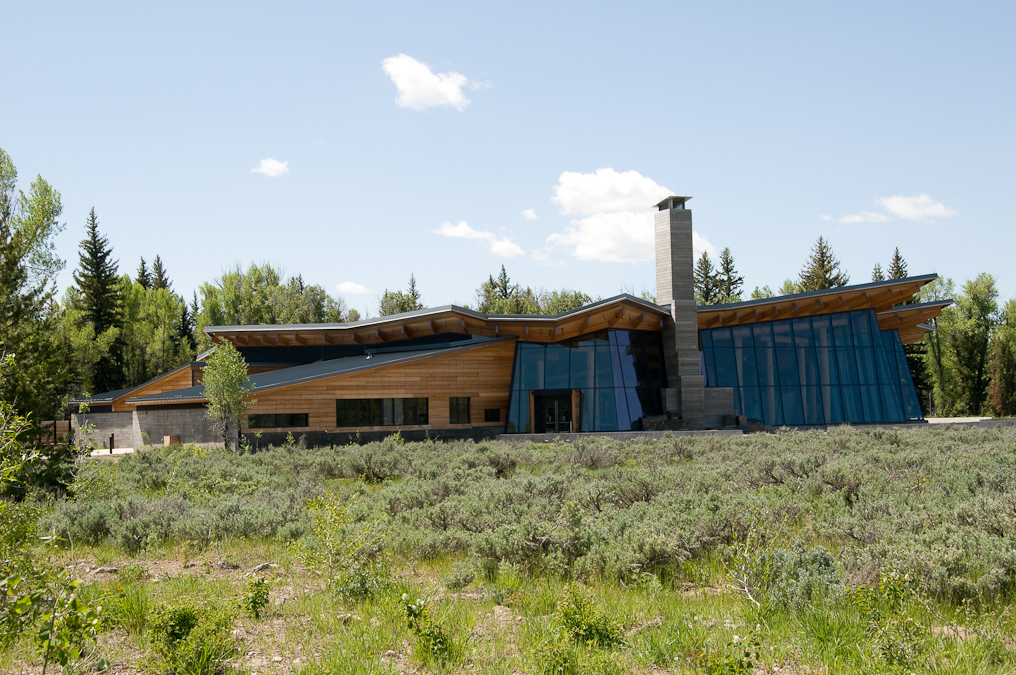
[73,197,949,447]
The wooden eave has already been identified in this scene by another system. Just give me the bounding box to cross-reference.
[875,301,952,345]
[205,297,668,348]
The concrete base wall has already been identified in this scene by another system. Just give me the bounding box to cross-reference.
[72,412,140,449]
[74,408,218,448]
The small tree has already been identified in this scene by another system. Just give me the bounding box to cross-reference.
[887,247,908,280]
[715,247,744,304]
[798,236,849,292]
[203,341,254,453]
[872,263,885,282]
[693,252,718,305]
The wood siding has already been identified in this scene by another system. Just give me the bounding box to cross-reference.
[113,365,203,412]
[241,340,516,433]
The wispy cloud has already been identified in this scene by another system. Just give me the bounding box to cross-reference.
[251,158,289,177]
[521,209,538,221]
[545,168,715,263]
[337,281,369,294]
[837,193,957,223]
[434,221,524,257]
[382,54,481,111]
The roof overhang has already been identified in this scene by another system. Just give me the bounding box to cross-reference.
[203,294,669,348]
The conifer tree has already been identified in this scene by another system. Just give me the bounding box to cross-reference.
[872,263,885,282]
[714,248,744,304]
[136,257,151,288]
[152,255,171,290]
[887,247,908,280]
[798,236,849,291]
[72,208,122,393]
[693,252,718,305]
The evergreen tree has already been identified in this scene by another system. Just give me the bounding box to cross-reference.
[475,266,541,314]
[693,252,718,305]
[872,263,885,282]
[378,274,425,316]
[714,248,744,304]
[751,286,775,300]
[777,279,801,296]
[152,255,171,290]
[798,236,849,291]
[136,257,151,288]
[887,248,908,280]
[71,209,122,393]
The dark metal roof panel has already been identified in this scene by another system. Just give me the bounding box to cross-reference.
[696,274,939,312]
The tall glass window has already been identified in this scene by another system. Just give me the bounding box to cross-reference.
[505,330,666,433]
[701,309,922,426]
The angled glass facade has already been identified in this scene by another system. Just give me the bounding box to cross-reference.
[506,330,667,433]
[700,309,922,426]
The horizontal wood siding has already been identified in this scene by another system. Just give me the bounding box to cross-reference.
[114,365,202,411]
[242,340,516,433]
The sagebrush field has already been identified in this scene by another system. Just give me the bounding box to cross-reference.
[4,425,1016,674]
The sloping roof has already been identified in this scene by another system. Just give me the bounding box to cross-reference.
[203,294,668,348]
[71,362,204,405]
[695,274,946,343]
[127,337,515,405]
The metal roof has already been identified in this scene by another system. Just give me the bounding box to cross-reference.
[71,362,204,405]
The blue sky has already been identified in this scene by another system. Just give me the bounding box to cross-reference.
[3,1,1014,315]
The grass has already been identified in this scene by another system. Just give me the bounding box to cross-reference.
[3,425,1016,673]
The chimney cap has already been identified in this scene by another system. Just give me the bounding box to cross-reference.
[655,196,692,211]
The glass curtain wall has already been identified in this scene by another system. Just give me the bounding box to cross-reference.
[506,330,666,433]
[700,309,922,426]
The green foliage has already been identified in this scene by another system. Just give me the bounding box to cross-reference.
[476,265,541,314]
[443,560,476,591]
[554,583,623,648]
[851,571,927,668]
[990,298,1016,415]
[402,593,457,666]
[798,236,849,291]
[35,574,103,674]
[378,274,424,316]
[714,247,744,304]
[242,576,271,620]
[694,252,718,305]
[694,632,761,675]
[105,582,150,634]
[203,341,255,453]
[147,602,238,675]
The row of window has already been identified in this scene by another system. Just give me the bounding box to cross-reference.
[248,398,501,429]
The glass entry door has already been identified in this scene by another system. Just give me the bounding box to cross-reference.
[534,392,572,433]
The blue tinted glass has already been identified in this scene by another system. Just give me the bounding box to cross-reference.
[626,388,644,426]
[755,343,778,386]
[609,330,619,346]
[701,331,713,350]
[902,384,922,419]
[841,385,863,423]
[520,345,544,390]
[832,314,852,347]
[781,386,805,425]
[822,385,843,424]
[740,386,764,421]
[759,386,784,426]
[614,330,631,347]
[855,348,877,385]
[792,318,813,346]
[636,387,662,417]
[595,344,613,387]
[817,348,838,385]
[596,388,618,431]
[881,331,897,353]
[812,316,834,348]
[738,343,760,388]
[880,384,904,421]
[776,348,799,386]
[615,388,633,430]
[752,323,774,348]
[894,348,912,383]
[570,346,595,388]
[801,386,824,424]
[712,328,733,349]
[874,344,895,385]
[703,347,717,387]
[617,345,639,388]
[545,345,570,389]
[507,390,521,432]
[860,385,882,423]
[797,345,821,386]
[836,349,858,385]
[713,348,739,387]
[772,321,795,347]
[519,391,532,433]
[642,334,667,389]
[581,388,595,431]
[851,312,872,346]
[732,326,753,350]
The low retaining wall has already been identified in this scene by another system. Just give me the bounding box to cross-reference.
[74,408,218,448]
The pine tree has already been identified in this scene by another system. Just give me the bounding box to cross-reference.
[693,252,718,305]
[887,248,908,280]
[872,263,885,282]
[152,255,171,290]
[714,248,744,304]
[136,257,151,288]
[72,208,122,393]
[798,236,849,291]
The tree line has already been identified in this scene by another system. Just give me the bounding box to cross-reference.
[1,146,1014,438]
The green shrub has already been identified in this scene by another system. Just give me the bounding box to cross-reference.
[242,576,271,620]
[402,594,458,666]
[147,602,237,675]
[443,560,476,591]
[105,583,150,634]
[554,583,623,648]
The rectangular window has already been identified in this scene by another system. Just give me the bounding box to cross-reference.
[484,408,501,423]
[449,397,470,424]
[336,398,429,427]
[247,413,308,428]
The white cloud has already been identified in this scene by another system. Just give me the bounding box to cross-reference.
[337,281,369,295]
[381,54,474,111]
[251,158,289,177]
[434,220,524,257]
[877,193,957,221]
[819,214,832,221]
[521,209,539,221]
[545,168,714,263]
[840,211,890,224]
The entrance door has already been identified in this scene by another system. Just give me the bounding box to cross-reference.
[534,393,572,433]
